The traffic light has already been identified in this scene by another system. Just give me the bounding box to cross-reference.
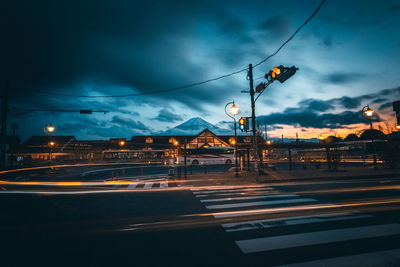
[265,66,281,81]
[277,66,298,83]
[239,117,249,132]
[239,118,245,131]
[265,65,298,83]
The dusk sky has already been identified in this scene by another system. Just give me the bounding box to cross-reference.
[3,0,400,140]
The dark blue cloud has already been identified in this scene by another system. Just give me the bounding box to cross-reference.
[258,110,365,129]
[111,116,148,131]
[153,109,183,122]
[323,72,364,85]
[258,15,293,39]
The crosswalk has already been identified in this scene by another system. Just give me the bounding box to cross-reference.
[191,184,400,266]
[115,179,175,190]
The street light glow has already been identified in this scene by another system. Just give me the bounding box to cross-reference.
[229,137,236,145]
[364,107,374,117]
[46,125,55,133]
[230,103,239,116]
[49,141,55,147]
[119,140,125,146]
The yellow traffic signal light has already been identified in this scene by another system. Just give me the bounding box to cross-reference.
[273,66,281,75]
[265,65,298,83]
[266,66,281,81]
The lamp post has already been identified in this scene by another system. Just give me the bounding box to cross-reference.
[362,105,377,169]
[225,101,239,177]
[45,124,55,163]
[363,105,374,130]
[173,140,179,164]
[48,141,55,161]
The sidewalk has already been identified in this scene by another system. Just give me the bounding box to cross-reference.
[178,166,400,187]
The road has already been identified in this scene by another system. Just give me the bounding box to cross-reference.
[1,172,400,266]
[0,162,231,181]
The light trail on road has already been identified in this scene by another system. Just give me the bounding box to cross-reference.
[0,162,163,175]
[114,197,400,233]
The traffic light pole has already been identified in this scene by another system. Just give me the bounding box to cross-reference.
[248,64,259,178]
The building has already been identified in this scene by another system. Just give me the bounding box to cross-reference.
[9,129,257,166]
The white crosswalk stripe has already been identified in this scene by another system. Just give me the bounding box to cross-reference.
[222,213,372,232]
[127,182,139,189]
[122,179,171,190]
[191,184,400,265]
[160,181,168,188]
[143,182,153,189]
[235,224,400,254]
[205,198,317,210]
[200,194,299,203]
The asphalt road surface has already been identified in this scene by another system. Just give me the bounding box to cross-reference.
[1,173,400,266]
[0,163,231,181]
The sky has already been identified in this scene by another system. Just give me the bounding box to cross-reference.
[2,0,400,140]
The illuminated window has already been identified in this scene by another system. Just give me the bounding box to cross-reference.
[145,137,153,143]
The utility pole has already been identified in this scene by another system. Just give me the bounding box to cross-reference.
[264,119,267,141]
[184,138,187,179]
[242,64,298,177]
[1,82,8,169]
[248,64,259,176]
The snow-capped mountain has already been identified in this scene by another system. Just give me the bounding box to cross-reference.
[159,117,232,135]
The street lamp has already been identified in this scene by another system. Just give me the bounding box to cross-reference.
[362,105,374,130]
[48,141,55,161]
[362,105,377,169]
[119,140,125,147]
[45,123,55,134]
[44,124,56,163]
[173,140,179,164]
[225,100,239,177]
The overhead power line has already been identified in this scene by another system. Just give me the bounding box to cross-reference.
[37,0,327,98]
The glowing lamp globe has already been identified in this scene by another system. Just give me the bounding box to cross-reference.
[364,108,374,117]
[229,103,239,116]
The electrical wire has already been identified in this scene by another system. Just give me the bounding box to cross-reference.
[37,0,327,98]
[252,0,327,68]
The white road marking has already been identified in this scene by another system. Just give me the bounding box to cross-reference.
[195,190,279,198]
[280,248,400,267]
[143,182,153,189]
[206,198,317,210]
[200,194,299,203]
[127,182,139,189]
[222,213,372,232]
[235,223,400,254]
[190,185,268,192]
[160,181,168,188]
[211,203,338,218]
[192,187,273,195]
